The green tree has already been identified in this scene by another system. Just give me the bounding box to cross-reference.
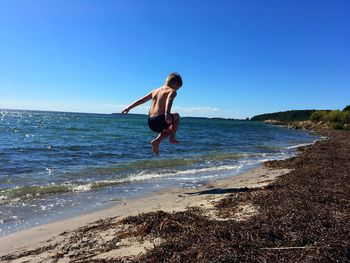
[343,105,350,111]
[326,110,343,123]
[341,111,350,124]
[311,111,326,122]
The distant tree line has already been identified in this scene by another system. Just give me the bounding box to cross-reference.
[251,105,350,128]
[310,109,350,125]
[250,110,318,122]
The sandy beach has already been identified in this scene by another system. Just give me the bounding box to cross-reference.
[1,129,349,262]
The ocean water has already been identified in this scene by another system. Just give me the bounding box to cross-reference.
[0,110,318,236]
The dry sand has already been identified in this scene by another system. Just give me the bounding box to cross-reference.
[0,166,290,262]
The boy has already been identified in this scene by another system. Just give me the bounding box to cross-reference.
[121,72,182,156]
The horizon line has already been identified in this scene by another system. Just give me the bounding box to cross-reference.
[0,107,245,120]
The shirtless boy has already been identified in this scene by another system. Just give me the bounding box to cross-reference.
[121,73,182,156]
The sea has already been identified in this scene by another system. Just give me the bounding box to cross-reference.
[0,110,319,236]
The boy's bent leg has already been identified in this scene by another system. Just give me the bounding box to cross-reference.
[169,113,180,144]
[151,129,171,156]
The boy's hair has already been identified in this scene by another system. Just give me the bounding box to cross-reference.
[166,72,183,87]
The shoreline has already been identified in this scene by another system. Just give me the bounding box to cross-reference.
[0,161,286,237]
[0,165,290,259]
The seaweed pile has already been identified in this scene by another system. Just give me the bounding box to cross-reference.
[1,130,349,262]
[121,130,350,262]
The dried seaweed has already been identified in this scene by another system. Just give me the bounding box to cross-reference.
[126,130,350,262]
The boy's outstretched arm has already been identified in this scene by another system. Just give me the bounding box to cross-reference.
[121,92,152,114]
[165,91,177,123]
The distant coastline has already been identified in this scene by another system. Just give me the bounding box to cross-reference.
[250,107,350,130]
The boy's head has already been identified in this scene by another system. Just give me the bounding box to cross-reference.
[166,72,182,89]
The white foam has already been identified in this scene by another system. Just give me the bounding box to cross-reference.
[72,184,92,192]
[286,142,314,149]
[0,150,305,206]
[123,164,243,183]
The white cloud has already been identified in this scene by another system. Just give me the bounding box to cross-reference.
[171,106,226,117]
[173,106,220,112]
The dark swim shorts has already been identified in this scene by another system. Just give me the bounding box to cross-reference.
[148,114,173,133]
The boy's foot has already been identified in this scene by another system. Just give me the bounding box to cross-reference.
[151,140,160,156]
[169,137,180,144]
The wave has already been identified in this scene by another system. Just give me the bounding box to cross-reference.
[61,152,270,179]
[61,158,199,178]
[0,152,270,194]
[0,181,122,204]
[0,162,247,204]
[286,142,315,149]
[199,152,263,161]
[256,145,282,151]
[0,152,261,186]
[0,148,304,204]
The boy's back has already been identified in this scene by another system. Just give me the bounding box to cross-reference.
[121,72,182,156]
[148,86,177,117]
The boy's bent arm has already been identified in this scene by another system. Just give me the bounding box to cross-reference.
[121,92,152,114]
[165,91,177,123]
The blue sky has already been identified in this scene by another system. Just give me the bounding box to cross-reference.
[0,0,349,118]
